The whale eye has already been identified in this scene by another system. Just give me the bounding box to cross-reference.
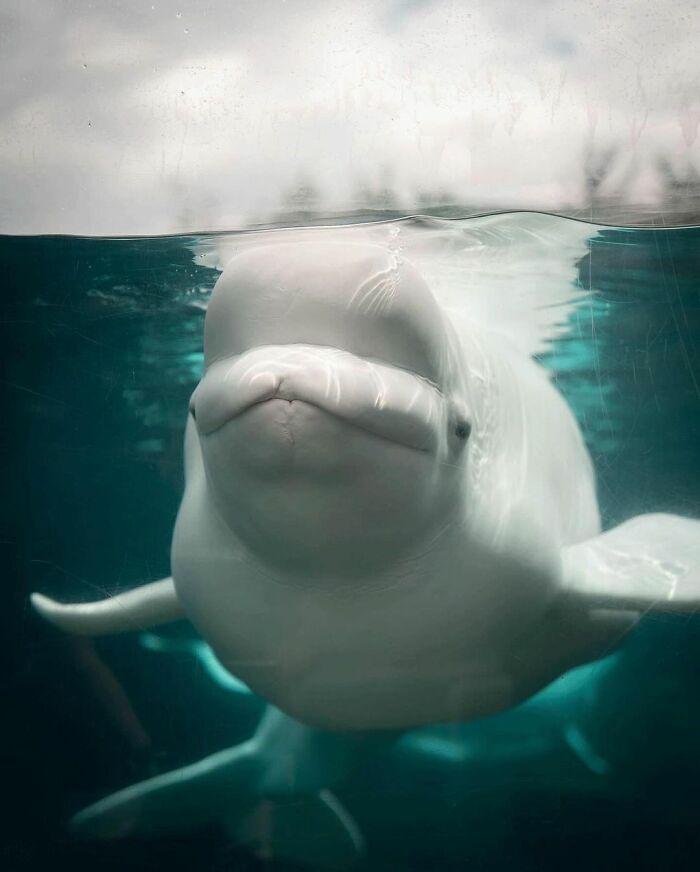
[454,421,471,440]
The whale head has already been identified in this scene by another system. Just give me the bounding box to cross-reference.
[190,241,472,578]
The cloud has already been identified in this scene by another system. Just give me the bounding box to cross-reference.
[1,0,699,234]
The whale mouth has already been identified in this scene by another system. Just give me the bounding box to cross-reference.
[191,344,446,453]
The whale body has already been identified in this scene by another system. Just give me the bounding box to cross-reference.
[170,239,607,730]
[31,226,700,857]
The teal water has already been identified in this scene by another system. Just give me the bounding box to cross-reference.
[1,215,699,871]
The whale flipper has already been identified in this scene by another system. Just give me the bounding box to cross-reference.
[31,578,185,636]
[563,514,700,613]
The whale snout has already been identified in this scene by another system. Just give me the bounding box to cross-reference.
[191,344,468,576]
[191,345,446,454]
[219,396,382,481]
[189,244,470,576]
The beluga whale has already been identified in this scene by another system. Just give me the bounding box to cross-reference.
[31,223,700,859]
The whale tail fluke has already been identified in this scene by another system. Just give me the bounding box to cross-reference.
[70,721,364,870]
[71,740,261,839]
[30,578,185,636]
[563,513,700,613]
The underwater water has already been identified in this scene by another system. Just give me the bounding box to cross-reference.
[1,213,699,871]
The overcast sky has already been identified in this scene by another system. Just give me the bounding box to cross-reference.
[1,0,699,235]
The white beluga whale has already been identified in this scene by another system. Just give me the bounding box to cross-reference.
[31,221,700,861]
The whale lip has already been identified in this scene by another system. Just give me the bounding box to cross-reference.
[191,344,445,454]
[251,394,436,453]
